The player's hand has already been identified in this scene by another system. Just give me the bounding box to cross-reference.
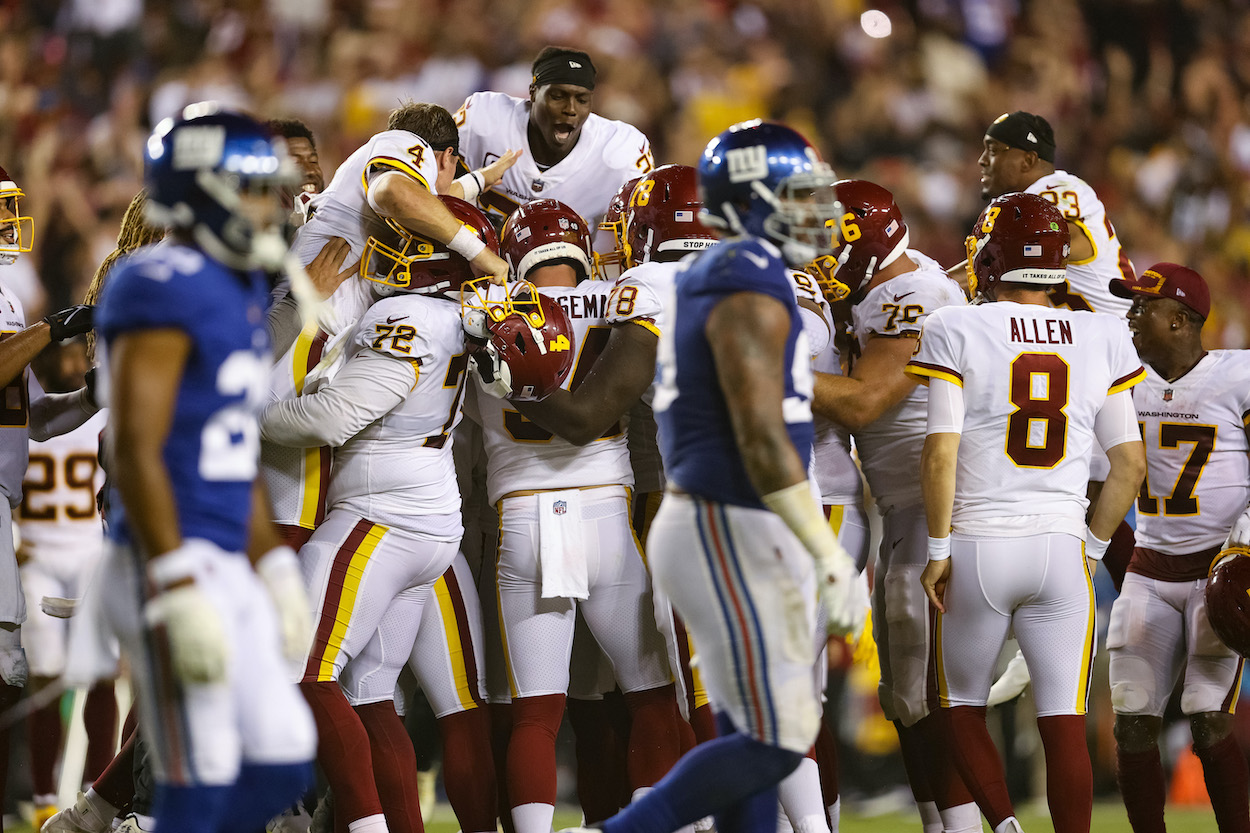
[986,649,1031,707]
[921,557,951,613]
[472,248,510,285]
[255,545,312,665]
[1229,506,1250,548]
[44,305,94,342]
[306,237,358,299]
[479,149,523,190]
[144,542,228,684]
[816,548,868,639]
[469,342,512,399]
[40,595,77,619]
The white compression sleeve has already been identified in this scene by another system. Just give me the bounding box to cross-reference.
[1094,389,1139,452]
[925,376,965,436]
[260,349,415,448]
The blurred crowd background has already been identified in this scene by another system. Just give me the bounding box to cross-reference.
[5,0,1250,348]
[2,0,1249,815]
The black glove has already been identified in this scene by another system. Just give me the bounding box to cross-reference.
[83,367,97,410]
[44,305,94,342]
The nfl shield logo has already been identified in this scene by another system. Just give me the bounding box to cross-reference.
[1163,389,1173,402]
[532,179,545,192]
[553,500,567,515]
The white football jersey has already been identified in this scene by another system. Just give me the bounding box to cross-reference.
[1132,351,1250,554]
[0,282,28,506]
[454,92,653,248]
[479,281,633,504]
[1025,171,1135,317]
[907,302,1145,534]
[17,410,107,571]
[850,252,966,511]
[262,324,335,529]
[328,295,469,528]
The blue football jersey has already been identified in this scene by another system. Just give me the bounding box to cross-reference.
[97,243,271,554]
[654,237,814,509]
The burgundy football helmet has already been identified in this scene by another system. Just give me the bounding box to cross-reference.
[966,192,1069,298]
[461,278,576,401]
[501,199,594,283]
[1206,546,1250,657]
[595,176,640,279]
[622,164,716,269]
[362,195,498,296]
[0,165,33,266]
[806,179,909,303]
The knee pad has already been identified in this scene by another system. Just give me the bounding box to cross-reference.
[1110,679,1153,716]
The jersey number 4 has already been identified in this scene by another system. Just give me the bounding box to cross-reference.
[1136,422,1216,516]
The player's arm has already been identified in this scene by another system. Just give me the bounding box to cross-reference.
[1086,389,1147,571]
[918,375,964,612]
[28,374,97,442]
[1066,220,1095,263]
[108,327,189,558]
[260,349,416,448]
[708,290,864,636]
[245,477,311,663]
[811,334,919,431]
[368,170,507,283]
[0,305,95,389]
[512,322,658,445]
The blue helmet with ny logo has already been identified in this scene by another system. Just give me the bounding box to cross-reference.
[144,101,298,271]
[697,120,841,267]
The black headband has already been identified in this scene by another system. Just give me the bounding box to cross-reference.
[985,111,1055,163]
[532,52,596,91]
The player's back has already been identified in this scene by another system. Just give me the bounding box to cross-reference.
[916,302,1143,532]
[0,281,29,506]
[328,293,467,527]
[1025,170,1135,317]
[654,238,813,509]
[1133,349,1250,554]
[478,280,632,504]
[98,242,271,553]
[455,91,652,244]
[18,411,107,568]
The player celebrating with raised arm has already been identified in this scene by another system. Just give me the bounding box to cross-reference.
[1103,263,1250,833]
[584,120,865,833]
[909,193,1147,833]
[94,103,317,833]
[454,45,653,246]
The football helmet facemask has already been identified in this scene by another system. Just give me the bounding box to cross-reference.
[362,195,498,297]
[461,277,575,401]
[807,179,910,304]
[594,176,640,280]
[966,192,1069,299]
[623,164,716,269]
[0,166,33,266]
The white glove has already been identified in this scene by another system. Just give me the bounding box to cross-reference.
[815,547,869,639]
[462,307,492,342]
[986,649,1032,707]
[1228,506,1250,548]
[144,542,228,684]
[470,342,513,399]
[255,546,313,666]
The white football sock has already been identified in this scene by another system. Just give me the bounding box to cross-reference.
[993,817,1023,833]
[918,800,943,833]
[84,788,120,823]
[513,802,556,833]
[826,797,840,832]
[347,814,388,833]
[939,801,982,832]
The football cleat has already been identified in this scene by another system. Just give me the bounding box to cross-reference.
[40,791,115,833]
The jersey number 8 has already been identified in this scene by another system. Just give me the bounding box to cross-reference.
[1005,353,1069,468]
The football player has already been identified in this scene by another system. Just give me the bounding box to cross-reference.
[805,179,976,833]
[909,193,1147,833]
[0,164,101,824]
[1104,263,1250,833]
[265,117,326,224]
[453,46,653,247]
[18,340,111,828]
[94,104,317,833]
[465,198,682,833]
[591,120,864,833]
[260,197,501,833]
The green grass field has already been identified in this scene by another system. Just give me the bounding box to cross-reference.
[7,802,1222,832]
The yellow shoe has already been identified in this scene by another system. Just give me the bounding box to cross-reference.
[417,764,439,825]
[34,802,59,831]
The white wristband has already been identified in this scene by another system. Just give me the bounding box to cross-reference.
[448,224,486,261]
[454,170,485,203]
[1084,529,1111,561]
[927,536,951,562]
